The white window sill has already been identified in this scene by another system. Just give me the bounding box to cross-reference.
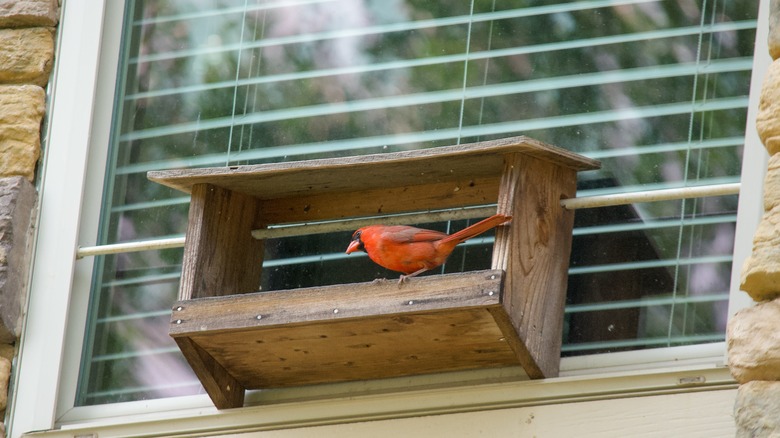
[42,354,734,437]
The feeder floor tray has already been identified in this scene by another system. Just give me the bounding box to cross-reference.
[169,270,538,406]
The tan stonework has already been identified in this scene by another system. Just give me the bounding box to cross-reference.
[0,344,13,363]
[757,59,780,156]
[0,85,45,180]
[734,381,780,437]
[764,154,780,211]
[731,2,780,435]
[0,356,9,411]
[0,177,36,342]
[727,298,780,384]
[0,27,54,87]
[0,0,58,28]
[772,0,780,60]
[740,204,780,301]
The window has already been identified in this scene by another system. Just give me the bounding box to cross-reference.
[10,0,766,435]
[81,0,757,403]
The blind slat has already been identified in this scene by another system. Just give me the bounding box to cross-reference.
[121,57,752,142]
[131,0,663,64]
[126,21,755,101]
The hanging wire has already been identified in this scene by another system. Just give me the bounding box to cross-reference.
[443,0,477,276]
[455,0,476,146]
[457,0,498,275]
[236,3,267,164]
[476,0,498,138]
[668,0,711,347]
[245,9,267,164]
[225,0,251,166]
[678,0,722,342]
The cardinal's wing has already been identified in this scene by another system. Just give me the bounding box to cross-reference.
[378,226,448,244]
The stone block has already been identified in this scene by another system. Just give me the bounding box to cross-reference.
[727,298,780,383]
[0,344,13,362]
[0,85,45,181]
[757,59,780,155]
[765,154,780,211]
[0,356,9,411]
[0,177,35,344]
[740,204,780,301]
[741,253,780,302]
[0,27,54,87]
[771,0,780,60]
[734,380,780,438]
[0,0,58,27]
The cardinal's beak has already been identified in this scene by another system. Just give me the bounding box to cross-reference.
[346,239,362,254]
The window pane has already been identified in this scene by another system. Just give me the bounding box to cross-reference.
[77,0,758,405]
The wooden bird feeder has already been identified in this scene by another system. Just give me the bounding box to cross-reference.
[148,136,600,409]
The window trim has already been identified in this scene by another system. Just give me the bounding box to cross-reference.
[9,0,769,436]
[52,366,736,437]
[8,0,120,436]
[727,0,771,321]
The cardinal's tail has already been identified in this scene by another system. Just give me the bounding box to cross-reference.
[439,214,512,246]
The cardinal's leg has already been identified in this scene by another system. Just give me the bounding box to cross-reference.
[398,267,430,285]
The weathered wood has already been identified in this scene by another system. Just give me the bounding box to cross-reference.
[175,337,245,409]
[190,308,518,388]
[153,136,599,407]
[171,270,504,335]
[179,184,265,299]
[148,136,599,204]
[171,270,511,392]
[491,153,578,378]
[257,176,500,224]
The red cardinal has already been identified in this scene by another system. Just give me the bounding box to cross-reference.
[346,214,512,282]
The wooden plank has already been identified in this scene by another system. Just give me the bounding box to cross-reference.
[179,184,265,300]
[170,270,504,335]
[175,337,245,409]
[171,270,513,389]
[491,153,578,378]
[147,136,600,199]
[152,148,502,200]
[189,307,519,388]
[257,176,500,224]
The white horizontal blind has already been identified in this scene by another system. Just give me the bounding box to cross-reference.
[77,0,758,405]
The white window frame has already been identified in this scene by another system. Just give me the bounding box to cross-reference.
[8,0,770,436]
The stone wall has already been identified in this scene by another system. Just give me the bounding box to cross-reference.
[727,1,780,436]
[0,0,57,435]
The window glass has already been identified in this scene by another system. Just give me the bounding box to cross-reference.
[77,0,758,405]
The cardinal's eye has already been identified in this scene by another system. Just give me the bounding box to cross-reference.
[352,230,362,241]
